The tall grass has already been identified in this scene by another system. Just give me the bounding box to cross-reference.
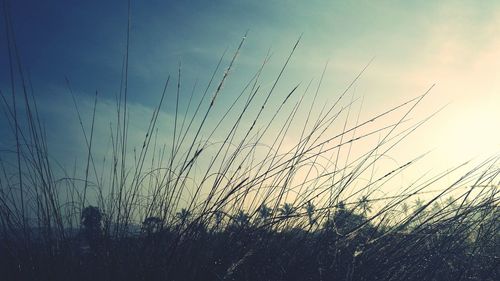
[0,3,498,281]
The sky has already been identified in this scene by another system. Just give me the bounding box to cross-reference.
[0,0,499,197]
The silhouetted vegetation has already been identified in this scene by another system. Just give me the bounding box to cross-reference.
[1,200,498,280]
[0,3,498,281]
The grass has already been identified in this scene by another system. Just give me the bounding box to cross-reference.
[0,3,498,281]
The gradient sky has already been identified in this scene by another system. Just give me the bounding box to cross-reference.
[1,0,499,189]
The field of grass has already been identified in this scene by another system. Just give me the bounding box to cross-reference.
[0,4,498,281]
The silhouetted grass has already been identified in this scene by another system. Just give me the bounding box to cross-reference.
[0,3,498,281]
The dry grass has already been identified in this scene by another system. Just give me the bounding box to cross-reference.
[0,4,498,281]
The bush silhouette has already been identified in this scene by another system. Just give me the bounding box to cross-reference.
[142,216,163,235]
[81,206,103,250]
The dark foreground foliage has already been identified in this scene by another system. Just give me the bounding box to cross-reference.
[1,202,498,281]
[1,2,499,280]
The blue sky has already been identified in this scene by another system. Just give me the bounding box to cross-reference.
[1,0,499,191]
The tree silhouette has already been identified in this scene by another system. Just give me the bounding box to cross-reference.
[176,208,191,224]
[324,201,367,235]
[279,203,296,229]
[258,204,272,221]
[279,203,295,218]
[401,202,410,215]
[445,196,457,210]
[142,216,163,235]
[431,202,441,214]
[81,206,103,250]
[357,195,372,216]
[414,198,424,209]
[234,210,250,228]
[304,201,317,226]
[214,210,224,228]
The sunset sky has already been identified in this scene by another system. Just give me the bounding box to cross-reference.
[1,0,498,190]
